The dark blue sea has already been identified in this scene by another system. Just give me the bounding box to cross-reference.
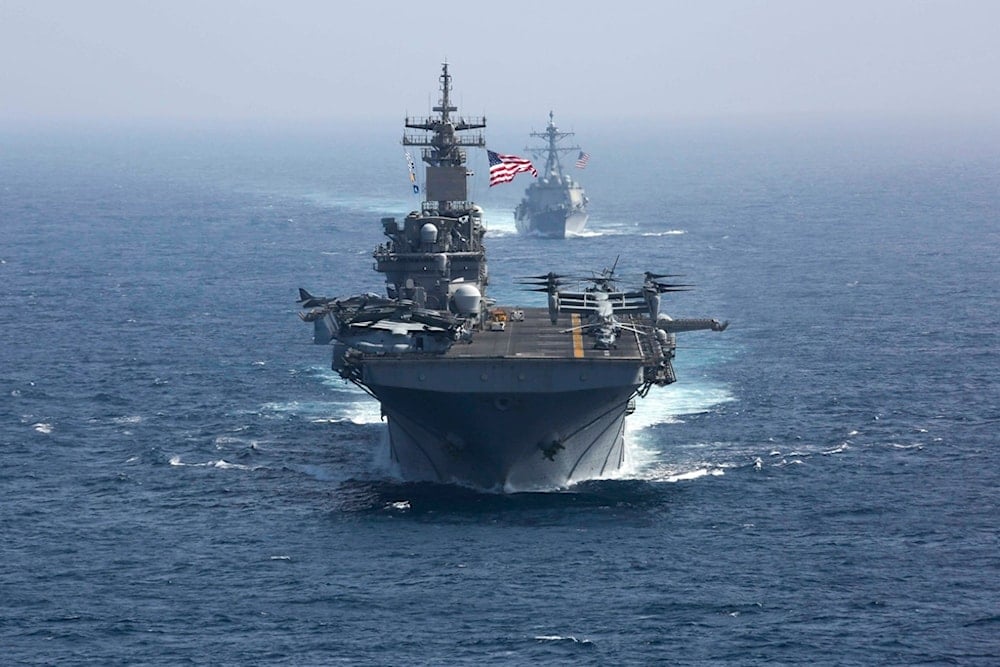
[2,118,998,665]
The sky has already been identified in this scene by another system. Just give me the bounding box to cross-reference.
[2,0,999,127]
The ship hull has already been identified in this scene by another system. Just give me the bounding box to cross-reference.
[514,209,589,239]
[358,354,643,490]
[375,386,632,490]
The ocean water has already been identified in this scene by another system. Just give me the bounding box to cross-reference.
[2,119,998,665]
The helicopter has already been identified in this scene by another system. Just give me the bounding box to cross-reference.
[516,258,725,349]
[297,287,470,353]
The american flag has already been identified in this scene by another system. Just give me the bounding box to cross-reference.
[487,150,538,186]
[575,151,590,169]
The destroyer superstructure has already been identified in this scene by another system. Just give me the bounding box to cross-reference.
[514,111,589,238]
[298,65,727,490]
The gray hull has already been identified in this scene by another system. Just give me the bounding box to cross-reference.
[515,209,589,239]
[358,349,644,490]
[378,386,630,490]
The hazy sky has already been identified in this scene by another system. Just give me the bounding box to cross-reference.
[3,0,999,126]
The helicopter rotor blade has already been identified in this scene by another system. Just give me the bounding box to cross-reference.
[648,281,695,291]
[515,273,570,280]
[560,324,597,333]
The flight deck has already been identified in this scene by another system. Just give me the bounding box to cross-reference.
[444,307,648,361]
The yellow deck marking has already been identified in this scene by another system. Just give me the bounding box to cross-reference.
[571,314,585,358]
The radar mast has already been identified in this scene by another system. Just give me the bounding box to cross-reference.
[527,111,581,177]
[403,63,486,214]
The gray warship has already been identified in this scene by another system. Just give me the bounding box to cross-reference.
[514,111,589,238]
[298,65,728,491]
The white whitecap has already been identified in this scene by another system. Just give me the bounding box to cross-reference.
[211,459,252,470]
[168,456,256,471]
[112,415,142,424]
[666,467,726,482]
[534,635,592,644]
[263,397,382,425]
[213,435,261,449]
[775,458,804,467]
[627,381,735,432]
[263,367,384,424]
[613,440,730,482]
[33,422,52,434]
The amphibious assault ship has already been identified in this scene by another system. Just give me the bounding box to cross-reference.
[514,111,589,238]
[298,65,727,491]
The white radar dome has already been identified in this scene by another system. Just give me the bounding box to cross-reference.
[452,284,482,315]
[420,223,438,245]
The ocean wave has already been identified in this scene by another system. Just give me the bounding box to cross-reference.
[168,456,259,471]
[212,435,264,452]
[111,415,143,425]
[533,635,594,645]
[627,381,735,432]
[661,467,727,482]
[385,500,411,511]
[261,398,382,425]
[610,433,734,483]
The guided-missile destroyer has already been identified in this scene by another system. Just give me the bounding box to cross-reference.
[515,111,589,238]
[298,65,727,491]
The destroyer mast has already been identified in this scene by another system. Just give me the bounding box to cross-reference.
[530,110,581,178]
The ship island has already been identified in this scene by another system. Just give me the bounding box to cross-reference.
[515,111,589,238]
[298,64,728,491]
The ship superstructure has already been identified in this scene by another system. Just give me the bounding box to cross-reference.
[514,111,589,238]
[298,66,727,491]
